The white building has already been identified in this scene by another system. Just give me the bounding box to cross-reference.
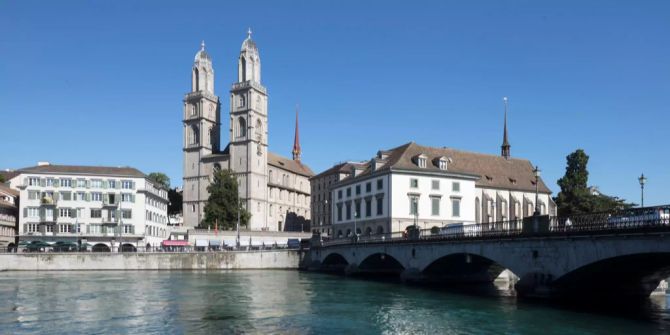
[7,163,170,252]
[327,142,555,238]
[182,32,313,231]
[0,184,18,250]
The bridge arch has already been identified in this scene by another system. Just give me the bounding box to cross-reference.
[421,252,514,284]
[358,252,405,276]
[551,252,670,299]
[321,252,349,274]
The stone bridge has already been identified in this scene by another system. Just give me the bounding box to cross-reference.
[307,209,670,300]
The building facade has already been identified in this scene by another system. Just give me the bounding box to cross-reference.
[7,164,169,251]
[323,142,555,238]
[182,32,313,230]
[0,184,18,250]
[309,162,365,236]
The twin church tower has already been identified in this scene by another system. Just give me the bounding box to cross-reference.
[182,31,314,230]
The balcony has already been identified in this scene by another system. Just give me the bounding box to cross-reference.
[40,197,57,206]
[101,218,119,226]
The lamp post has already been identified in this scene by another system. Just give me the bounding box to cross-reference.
[638,173,647,208]
[353,209,358,243]
[533,166,541,216]
[236,194,241,249]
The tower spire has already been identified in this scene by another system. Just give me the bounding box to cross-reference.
[292,105,301,161]
[501,96,511,159]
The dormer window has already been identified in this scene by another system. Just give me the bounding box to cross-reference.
[414,154,428,168]
[433,156,449,170]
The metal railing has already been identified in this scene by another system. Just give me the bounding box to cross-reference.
[0,243,301,254]
[319,205,670,247]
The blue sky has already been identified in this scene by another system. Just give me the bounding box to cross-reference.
[1,1,668,205]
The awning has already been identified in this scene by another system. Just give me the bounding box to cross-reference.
[195,240,208,247]
[223,240,236,246]
[209,240,221,246]
[162,240,189,247]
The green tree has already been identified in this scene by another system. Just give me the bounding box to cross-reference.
[147,172,170,189]
[555,149,634,216]
[201,168,250,229]
[0,175,4,183]
[168,188,182,216]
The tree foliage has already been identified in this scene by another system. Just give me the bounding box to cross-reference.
[147,172,170,189]
[0,175,4,183]
[201,168,250,229]
[555,149,635,216]
[168,188,182,216]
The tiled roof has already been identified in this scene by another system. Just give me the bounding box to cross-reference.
[16,165,147,178]
[310,161,366,180]
[0,184,18,197]
[268,152,314,177]
[345,142,552,194]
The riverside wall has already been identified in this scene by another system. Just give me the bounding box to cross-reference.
[0,250,302,271]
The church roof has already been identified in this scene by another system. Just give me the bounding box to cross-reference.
[342,142,551,194]
[268,152,314,177]
[195,40,211,62]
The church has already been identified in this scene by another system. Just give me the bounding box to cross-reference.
[182,31,314,231]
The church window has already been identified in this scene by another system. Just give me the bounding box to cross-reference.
[192,204,196,212]
[238,117,246,138]
[193,68,199,91]
[238,95,245,108]
[190,124,200,145]
[240,57,247,82]
[255,120,262,141]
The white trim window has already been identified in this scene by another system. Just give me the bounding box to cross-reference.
[90,179,103,188]
[431,196,440,216]
[451,198,461,217]
[91,192,102,201]
[121,180,133,189]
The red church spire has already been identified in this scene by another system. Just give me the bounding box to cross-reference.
[292,105,301,161]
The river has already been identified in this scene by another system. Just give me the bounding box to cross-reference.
[0,270,668,334]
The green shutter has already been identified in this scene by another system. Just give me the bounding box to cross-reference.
[86,193,91,201]
[23,208,27,218]
[116,180,121,189]
[102,181,108,189]
[86,180,90,189]
[40,178,46,187]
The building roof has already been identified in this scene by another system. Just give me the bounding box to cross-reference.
[345,142,552,194]
[16,164,147,178]
[0,170,19,183]
[311,161,366,180]
[268,152,314,177]
[0,183,18,197]
[195,40,211,62]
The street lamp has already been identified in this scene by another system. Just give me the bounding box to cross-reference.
[638,173,647,208]
[533,166,541,216]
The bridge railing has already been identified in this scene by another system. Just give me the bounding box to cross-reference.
[319,205,670,247]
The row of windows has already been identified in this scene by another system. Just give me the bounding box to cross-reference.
[337,178,384,200]
[145,196,167,211]
[28,190,136,203]
[0,226,14,237]
[0,212,16,223]
[24,207,133,221]
[27,177,135,190]
[336,196,385,222]
[146,210,167,224]
[409,196,461,217]
[22,223,167,236]
[410,178,460,192]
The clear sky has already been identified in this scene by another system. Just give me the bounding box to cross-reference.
[1,1,668,205]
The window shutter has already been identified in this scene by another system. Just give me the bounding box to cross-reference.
[103,193,109,203]
[23,208,27,218]
[23,177,28,186]
[131,194,135,203]
[116,181,121,189]
[86,180,90,189]
[54,179,60,188]
[70,209,76,218]
[102,181,108,189]
[131,181,136,190]
[86,193,91,201]
[40,178,46,187]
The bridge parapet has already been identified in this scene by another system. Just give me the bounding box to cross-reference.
[318,205,670,247]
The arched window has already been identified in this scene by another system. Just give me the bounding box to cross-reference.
[193,68,199,91]
[240,57,247,82]
[202,69,208,91]
[238,117,246,138]
[190,124,200,145]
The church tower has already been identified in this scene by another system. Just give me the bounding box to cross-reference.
[501,96,511,159]
[183,41,221,226]
[229,29,269,230]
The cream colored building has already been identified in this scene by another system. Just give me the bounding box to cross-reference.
[7,163,169,251]
[0,184,18,250]
[182,32,313,231]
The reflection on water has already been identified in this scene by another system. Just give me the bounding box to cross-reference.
[0,271,669,334]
